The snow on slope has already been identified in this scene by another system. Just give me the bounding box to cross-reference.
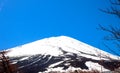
[7,36,119,60]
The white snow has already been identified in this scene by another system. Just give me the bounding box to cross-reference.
[7,36,119,60]
[49,61,64,68]
[20,57,29,61]
[86,61,109,72]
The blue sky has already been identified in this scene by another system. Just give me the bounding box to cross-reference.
[0,0,119,55]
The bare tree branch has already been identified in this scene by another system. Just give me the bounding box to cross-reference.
[103,43,120,56]
[110,0,120,5]
[99,0,120,56]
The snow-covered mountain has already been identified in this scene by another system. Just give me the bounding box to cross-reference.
[5,36,120,73]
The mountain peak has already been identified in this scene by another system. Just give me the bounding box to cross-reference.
[4,36,120,73]
[7,36,119,59]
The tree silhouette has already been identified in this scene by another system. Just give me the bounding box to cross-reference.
[99,0,120,56]
[0,51,19,73]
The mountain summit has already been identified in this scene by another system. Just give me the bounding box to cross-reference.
[5,36,120,73]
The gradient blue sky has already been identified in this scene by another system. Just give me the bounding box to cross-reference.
[0,0,119,55]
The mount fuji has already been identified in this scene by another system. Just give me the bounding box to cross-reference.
[5,36,120,73]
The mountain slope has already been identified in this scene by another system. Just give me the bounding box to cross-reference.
[5,36,120,73]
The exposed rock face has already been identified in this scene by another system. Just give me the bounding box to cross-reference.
[9,50,120,73]
[98,60,120,71]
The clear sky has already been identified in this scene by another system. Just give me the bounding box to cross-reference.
[0,0,119,55]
